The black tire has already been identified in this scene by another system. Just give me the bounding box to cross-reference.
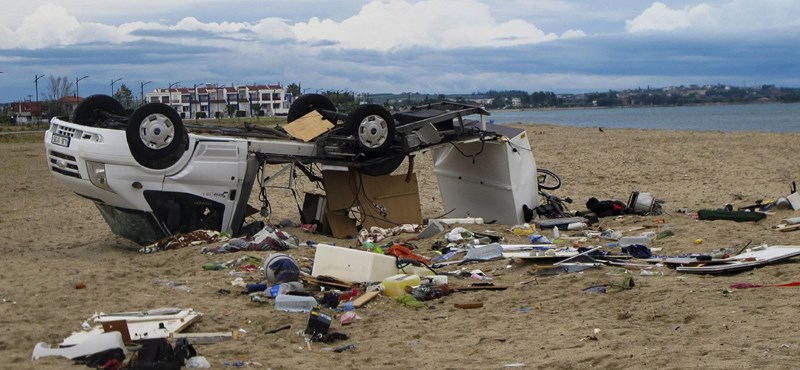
[359,153,405,176]
[287,94,336,123]
[71,94,125,126]
[126,103,187,169]
[537,168,561,190]
[343,104,396,156]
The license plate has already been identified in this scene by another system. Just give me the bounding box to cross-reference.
[51,134,70,147]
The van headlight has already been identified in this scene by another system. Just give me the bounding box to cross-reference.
[86,161,113,192]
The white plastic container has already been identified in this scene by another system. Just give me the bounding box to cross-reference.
[274,295,318,313]
[311,244,398,283]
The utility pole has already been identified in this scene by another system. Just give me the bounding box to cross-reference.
[34,74,44,127]
[140,81,152,107]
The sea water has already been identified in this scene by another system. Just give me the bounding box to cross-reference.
[487,103,800,133]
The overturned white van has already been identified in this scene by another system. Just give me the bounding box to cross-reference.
[44,94,538,245]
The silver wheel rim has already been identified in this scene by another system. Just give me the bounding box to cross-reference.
[357,114,389,149]
[139,113,175,150]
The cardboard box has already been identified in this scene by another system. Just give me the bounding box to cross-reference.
[321,169,421,237]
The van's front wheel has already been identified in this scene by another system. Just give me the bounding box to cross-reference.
[126,103,187,169]
[343,104,396,156]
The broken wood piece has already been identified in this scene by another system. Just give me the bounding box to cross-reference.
[454,302,484,309]
[102,320,132,345]
[453,284,508,292]
[265,325,292,335]
[352,291,380,308]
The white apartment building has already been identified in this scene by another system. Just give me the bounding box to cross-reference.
[145,83,292,119]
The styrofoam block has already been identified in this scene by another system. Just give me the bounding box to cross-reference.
[312,244,398,283]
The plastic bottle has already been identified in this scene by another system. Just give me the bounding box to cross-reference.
[267,281,305,298]
[552,226,560,239]
[567,222,588,230]
[245,283,268,293]
[399,264,436,277]
[202,262,225,270]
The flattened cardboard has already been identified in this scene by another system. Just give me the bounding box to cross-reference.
[360,172,421,229]
[325,209,359,239]
[283,110,334,142]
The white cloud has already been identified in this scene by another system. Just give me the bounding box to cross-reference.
[1,1,584,52]
[0,4,132,48]
[9,4,81,48]
[292,0,576,51]
[626,1,800,34]
[560,29,586,39]
[625,2,712,33]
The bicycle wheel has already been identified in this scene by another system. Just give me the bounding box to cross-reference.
[537,168,561,190]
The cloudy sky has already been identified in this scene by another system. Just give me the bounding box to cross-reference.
[1,0,799,103]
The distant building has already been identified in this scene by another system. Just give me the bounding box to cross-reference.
[145,83,291,119]
[61,96,83,117]
[10,101,43,124]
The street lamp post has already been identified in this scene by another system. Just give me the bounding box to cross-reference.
[190,83,207,119]
[217,84,224,119]
[111,78,123,96]
[140,81,152,106]
[75,75,89,99]
[34,74,45,126]
[168,81,180,108]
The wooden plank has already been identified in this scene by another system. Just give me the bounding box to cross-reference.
[352,291,380,308]
[774,223,800,232]
[301,274,354,289]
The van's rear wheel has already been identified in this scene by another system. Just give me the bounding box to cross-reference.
[126,103,187,169]
[72,95,125,126]
[359,153,405,176]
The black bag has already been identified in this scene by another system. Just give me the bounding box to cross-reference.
[129,338,195,370]
[77,347,125,369]
[586,197,627,217]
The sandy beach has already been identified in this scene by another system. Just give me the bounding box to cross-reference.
[2,124,800,369]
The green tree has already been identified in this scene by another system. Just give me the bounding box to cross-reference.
[226,104,237,118]
[287,83,301,97]
[113,84,134,109]
[250,103,262,118]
